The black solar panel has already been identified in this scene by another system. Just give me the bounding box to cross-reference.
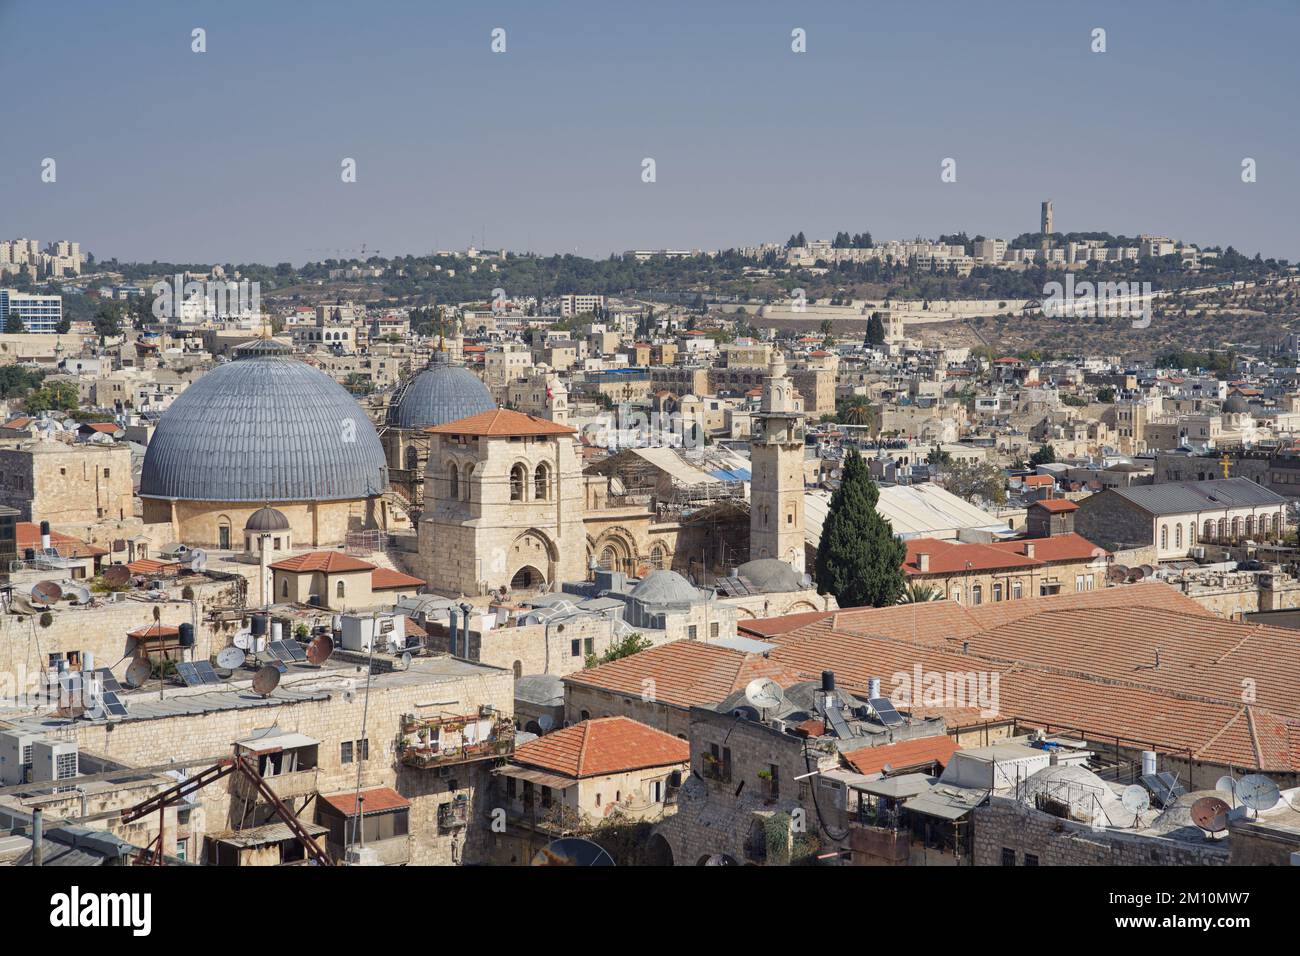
[96,668,122,692]
[175,662,202,687]
[193,661,221,684]
[283,641,307,662]
[101,691,129,717]
[869,697,903,726]
[1141,772,1185,807]
[269,640,307,664]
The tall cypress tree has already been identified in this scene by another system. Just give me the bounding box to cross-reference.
[814,447,907,607]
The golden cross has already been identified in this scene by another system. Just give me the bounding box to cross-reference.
[1219,454,1232,479]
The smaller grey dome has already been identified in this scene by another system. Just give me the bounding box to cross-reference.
[244,506,290,532]
[387,353,496,429]
[631,569,707,605]
[733,558,803,593]
[1223,393,1251,415]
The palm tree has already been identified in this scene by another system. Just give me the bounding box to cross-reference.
[898,582,941,604]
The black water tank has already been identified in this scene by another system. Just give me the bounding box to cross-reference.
[251,614,268,637]
[178,623,195,647]
[39,520,50,536]
[821,670,835,692]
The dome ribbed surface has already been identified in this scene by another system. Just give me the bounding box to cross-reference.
[387,355,496,429]
[140,356,388,502]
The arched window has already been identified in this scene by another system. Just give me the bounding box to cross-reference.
[1160,526,1168,550]
[1218,518,1227,539]
[510,463,526,501]
[971,585,983,606]
[534,462,549,501]
[1204,519,1215,541]
[1012,581,1022,600]
[1189,523,1196,545]
[448,462,459,499]
[336,580,346,599]
[1232,517,1241,538]
[1245,515,1255,537]
[1175,525,1182,549]
[281,579,289,598]
[950,587,962,604]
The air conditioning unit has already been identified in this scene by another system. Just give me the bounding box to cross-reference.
[0,730,45,786]
[30,739,78,787]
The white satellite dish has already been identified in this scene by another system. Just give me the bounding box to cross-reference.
[189,549,207,572]
[743,677,783,714]
[216,645,246,670]
[538,714,555,733]
[1236,774,1281,814]
[1214,775,1238,804]
[233,631,251,650]
[1120,784,1150,816]
[399,651,412,671]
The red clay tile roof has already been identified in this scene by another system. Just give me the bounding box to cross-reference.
[3,417,32,429]
[738,608,837,638]
[904,537,1039,575]
[370,567,424,590]
[513,717,688,778]
[127,558,179,575]
[765,583,1300,773]
[425,408,575,437]
[1022,474,1054,487]
[270,551,375,574]
[844,736,959,775]
[82,422,122,434]
[319,787,410,816]
[128,624,181,639]
[564,640,804,709]
[1031,498,1078,513]
[16,523,108,558]
[986,533,1106,563]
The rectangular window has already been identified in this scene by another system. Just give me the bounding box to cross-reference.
[1001,847,1016,866]
[571,639,580,657]
[1024,853,1039,867]
[583,638,594,657]
[687,625,698,640]
[356,738,369,761]
[340,740,354,765]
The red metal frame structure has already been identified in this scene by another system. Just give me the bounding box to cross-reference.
[121,754,335,866]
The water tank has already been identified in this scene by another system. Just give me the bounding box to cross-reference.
[251,614,268,637]
[178,623,195,648]
[867,677,882,699]
[1141,750,1157,776]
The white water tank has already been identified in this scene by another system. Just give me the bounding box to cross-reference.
[1141,750,1157,776]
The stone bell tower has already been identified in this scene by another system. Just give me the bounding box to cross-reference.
[750,350,806,572]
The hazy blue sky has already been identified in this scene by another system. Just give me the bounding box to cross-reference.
[3,0,1297,264]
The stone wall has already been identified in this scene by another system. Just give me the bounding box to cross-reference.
[972,795,1228,866]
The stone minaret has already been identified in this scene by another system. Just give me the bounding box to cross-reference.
[750,350,807,572]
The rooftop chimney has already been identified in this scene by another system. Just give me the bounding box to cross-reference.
[917,552,930,573]
[1025,542,1035,559]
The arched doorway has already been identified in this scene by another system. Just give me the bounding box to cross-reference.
[643,833,675,866]
[511,565,544,590]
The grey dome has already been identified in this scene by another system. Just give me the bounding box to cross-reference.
[1223,393,1251,415]
[733,558,803,593]
[387,354,496,429]
[630,569,707,605]
[244,506,290,532]
[140,351,388,503]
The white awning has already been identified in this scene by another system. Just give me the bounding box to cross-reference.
[236,730,320,753]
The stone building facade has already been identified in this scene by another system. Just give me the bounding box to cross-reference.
[0,441,134,523]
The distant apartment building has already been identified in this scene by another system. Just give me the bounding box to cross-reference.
[0,289,63,333]
[559,294,606,318]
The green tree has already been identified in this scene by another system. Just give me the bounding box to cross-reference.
[864,312,886,346]
[937,458,1007,505]
[898,582,941,604]
[1028,444,1056,467]
[814,448,906,608]
[584,631,652,669]
[3,313,25,334]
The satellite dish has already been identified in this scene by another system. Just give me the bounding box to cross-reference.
[538,714,555,733]
[124,656,152,689]
[65,584,92,605]
[1236,773,1281,813]
[306,633,334,665]
[252,664,281,697]
[1214,775,1238,803]
[399,651,413,671]
[1190,796,1231,834]
[31,581,63,606]
[216,645,246,670]
[530,837,616,867]
[232,631,251,650]
[189,549,207,572]
[103,565,130,588]
[1121,784,1151,816]
[744,677,783,713]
